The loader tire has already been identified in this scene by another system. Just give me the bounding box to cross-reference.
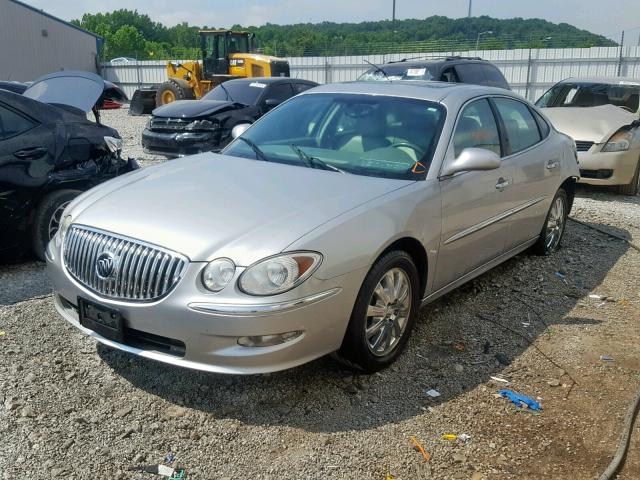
[155,79,195,106]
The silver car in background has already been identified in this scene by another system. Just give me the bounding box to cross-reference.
[536,77,640,195]
[46,81,579,374]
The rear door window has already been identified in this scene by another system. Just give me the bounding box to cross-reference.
[293,82,315,94]
[452,99,502,157]
[492,98,542,154]
[0,104,36,140]
[441,67,460,83]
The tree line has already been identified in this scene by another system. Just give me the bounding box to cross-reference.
[70,10,616,60]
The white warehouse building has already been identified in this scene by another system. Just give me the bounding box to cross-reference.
[0,0,102,81]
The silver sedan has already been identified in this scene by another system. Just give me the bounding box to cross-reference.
[46,81,579,374]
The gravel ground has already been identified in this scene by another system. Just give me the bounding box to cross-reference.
[1,108,639,479]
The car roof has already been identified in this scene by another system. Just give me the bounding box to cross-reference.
[226,77,316,85]
[559,76,640,85]
[304,80,518,103]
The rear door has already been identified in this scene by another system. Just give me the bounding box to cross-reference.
[434,98,513,290]
[491,97,560,250]
[0,101,56,248]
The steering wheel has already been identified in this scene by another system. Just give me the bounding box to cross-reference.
[391,142,427,159]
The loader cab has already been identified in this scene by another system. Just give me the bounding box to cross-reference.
[201,30,254,77]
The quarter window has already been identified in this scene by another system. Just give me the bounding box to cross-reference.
[452,99,501,157]
[493,98,542,154]
[0,104,36,140]
[531,108,550,138]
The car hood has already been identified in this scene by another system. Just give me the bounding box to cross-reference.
[152,100,239,119]
[70,153,410,263]
[23,71,104,112]
[543,105,639,142]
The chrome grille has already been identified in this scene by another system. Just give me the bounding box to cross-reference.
[575,140,595,152]
[63,225,188,301]
[149,117,189,131]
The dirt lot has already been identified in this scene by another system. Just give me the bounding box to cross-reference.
[1,109,639,479]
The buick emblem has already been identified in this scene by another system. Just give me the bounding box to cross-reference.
[96,252,117,280]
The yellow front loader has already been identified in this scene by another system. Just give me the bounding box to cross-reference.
[130,30,290,114]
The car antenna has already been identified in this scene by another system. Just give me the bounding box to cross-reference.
[363,60,390,81]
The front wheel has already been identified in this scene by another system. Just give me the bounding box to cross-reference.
[531,188,568,255]
[335,250,420,372]
[32,190,80,261]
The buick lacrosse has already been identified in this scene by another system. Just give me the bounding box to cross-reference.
[47,81,579,373]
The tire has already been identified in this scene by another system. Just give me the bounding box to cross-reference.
[155,79,195,106]
[31,190,80,261]
[335,250,420,372]
[531,188,569,255]
[618,160,640,196]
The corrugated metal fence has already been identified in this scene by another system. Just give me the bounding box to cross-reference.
[101,46,640,102]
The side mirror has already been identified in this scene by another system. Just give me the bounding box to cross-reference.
[231,123,251,139]
[264,98,282,109]
[441,148,501,177]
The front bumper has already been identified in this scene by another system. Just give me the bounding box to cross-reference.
[577,147,639,186]
[141,128,225,158]
[46,239,361,374]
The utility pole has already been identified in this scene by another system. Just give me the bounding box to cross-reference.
[468,0,472,17]
[617,30,625,76]
[392,0,396,21]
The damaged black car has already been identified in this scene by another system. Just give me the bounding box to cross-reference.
[142,77,318,157]
[0,71,138,261]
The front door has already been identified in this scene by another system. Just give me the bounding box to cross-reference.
[434,98,513,290]
[0,102,54,250]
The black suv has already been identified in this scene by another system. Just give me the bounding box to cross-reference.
[359,57,510,89]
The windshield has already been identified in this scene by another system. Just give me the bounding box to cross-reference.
[222,93,446,180]
[536,82,640,112]
[359,64,436,82]
[202,81,266,105]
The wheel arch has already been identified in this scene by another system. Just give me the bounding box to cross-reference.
[560,176,577,213]
[378,236,428,298]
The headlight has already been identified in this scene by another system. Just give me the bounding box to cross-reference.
[104,136,123,153]
[55,214,73,247]
[239,252,322,296]
[185,119,218,131]
[202,258,236,292]
[602,129,633,152]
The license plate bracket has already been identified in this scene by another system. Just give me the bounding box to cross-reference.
[78,297,124,343]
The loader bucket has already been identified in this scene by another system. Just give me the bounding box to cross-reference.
[129,88,157,115]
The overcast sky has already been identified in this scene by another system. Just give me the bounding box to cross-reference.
[24,0,640,40]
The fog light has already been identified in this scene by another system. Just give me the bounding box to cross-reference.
[237,331,303,347]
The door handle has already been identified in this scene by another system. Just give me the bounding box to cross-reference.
[546,159,560,170]
[14,147,47,159]
[495,177,511,190]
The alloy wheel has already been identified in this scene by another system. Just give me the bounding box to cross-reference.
[545,196,565,251]
[48,201,71,240]
[365,267,412,357]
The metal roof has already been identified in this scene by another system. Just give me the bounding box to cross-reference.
[8,0,103,40]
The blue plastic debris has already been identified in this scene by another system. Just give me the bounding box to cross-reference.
[498,389,542,411]
[165,452,176,464]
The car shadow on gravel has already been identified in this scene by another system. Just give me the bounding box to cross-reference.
[98,221,629,433]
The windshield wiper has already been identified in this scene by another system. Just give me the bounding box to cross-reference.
[237,137,269,162]
[289,144,347,174]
